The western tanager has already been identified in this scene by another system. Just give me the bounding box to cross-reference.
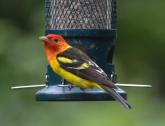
[39,34,131,109]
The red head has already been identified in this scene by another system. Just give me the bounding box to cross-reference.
[39,34,70,61]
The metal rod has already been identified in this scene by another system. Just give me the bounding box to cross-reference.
[11,84,46,90]
[58,84,152,88]
[115,84,152,88]
[11,83,152,90]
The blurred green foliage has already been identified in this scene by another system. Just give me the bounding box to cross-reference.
[0,0,165,126]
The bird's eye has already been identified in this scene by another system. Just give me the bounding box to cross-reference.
[54,39,59,43]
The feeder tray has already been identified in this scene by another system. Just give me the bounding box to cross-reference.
[36,86,127,101]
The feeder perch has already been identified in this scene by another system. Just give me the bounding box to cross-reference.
[35,0,127,101]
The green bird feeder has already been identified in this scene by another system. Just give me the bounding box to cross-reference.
[35,0,127,101]
[11,0,152,103]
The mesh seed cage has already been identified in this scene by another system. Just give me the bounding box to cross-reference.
[45,0,116,30]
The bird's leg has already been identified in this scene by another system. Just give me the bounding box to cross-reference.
[67,83,75,90]
[80,87,86,92]
[59,79,75,90]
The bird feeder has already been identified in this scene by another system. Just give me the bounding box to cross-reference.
[35,0,127,101]
[11,0,152,103]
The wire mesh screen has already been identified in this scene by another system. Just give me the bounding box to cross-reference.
[45,0,116,30]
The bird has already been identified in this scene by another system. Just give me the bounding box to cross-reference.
[39,34,131,109]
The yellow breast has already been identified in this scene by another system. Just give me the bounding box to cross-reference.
[49,58,100,89]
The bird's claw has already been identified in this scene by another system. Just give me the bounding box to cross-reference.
[67,84,74,90]
[80,87,85,92]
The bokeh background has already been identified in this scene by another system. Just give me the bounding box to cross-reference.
[0,0,165,126]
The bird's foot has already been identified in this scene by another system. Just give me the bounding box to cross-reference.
[67,84,74,90]
[80,87,86,92]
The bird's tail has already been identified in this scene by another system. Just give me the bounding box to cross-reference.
[100,85,131,109]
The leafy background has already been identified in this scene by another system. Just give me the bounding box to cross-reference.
[0,0,165,126]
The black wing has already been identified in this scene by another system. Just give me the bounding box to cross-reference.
[57,47,116,88]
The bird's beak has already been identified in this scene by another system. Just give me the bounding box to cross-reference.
[39,36,49,43]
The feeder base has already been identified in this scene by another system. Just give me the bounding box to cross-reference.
[36,86,127,101]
